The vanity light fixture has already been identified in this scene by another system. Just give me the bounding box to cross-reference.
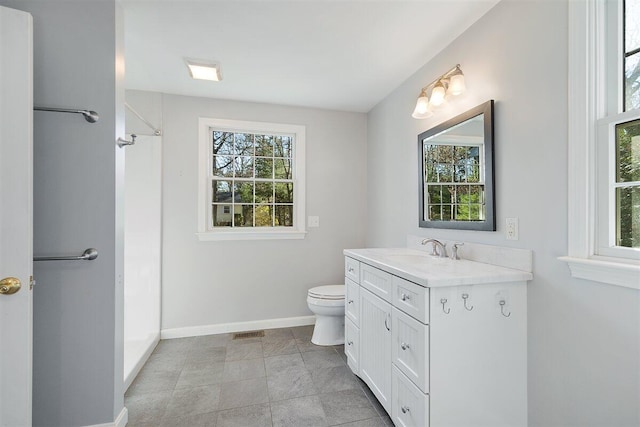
[185,58,223,82]
[412,64,466,119]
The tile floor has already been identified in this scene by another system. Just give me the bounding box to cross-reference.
[125,325,394,427]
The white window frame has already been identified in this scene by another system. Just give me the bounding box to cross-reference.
[197,118,306,241]
[560,0,640,289]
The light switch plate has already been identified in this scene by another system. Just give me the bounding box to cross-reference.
[308,216,320,228]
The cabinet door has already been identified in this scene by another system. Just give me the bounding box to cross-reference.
[360,288,392,414]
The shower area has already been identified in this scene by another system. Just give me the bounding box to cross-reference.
[123,95,163,389]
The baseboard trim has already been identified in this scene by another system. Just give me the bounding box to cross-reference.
[83,407,127,427]
[161,315,316,339]
[124,332,160,392]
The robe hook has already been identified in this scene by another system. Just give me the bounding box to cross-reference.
[462,293,474,311]
[440,298,450,314]
[499,299,511,317]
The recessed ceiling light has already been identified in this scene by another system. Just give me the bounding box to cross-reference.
[185,58,222,82]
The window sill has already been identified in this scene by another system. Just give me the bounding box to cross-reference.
[197,230,307,241]
[558,256,640,290]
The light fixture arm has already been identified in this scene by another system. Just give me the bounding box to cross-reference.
[417,64,462,95]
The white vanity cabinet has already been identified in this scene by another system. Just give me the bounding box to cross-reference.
[344,249,530,427]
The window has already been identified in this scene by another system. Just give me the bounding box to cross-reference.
[563,0,640,288]
[197,118,306,241]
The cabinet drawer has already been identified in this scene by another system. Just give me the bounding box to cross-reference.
[361,263,393,302]
[345,278,360,326]
[392,307,429,393]
[345,318,360,374]
[392,365,429,427]
[345,257,360,283]
[392,276,429,324]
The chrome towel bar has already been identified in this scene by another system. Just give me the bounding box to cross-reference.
[34,248,98,262]
[34,106,99,123]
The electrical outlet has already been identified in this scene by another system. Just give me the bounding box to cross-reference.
[308,216,320,228]
[506,217,519,240]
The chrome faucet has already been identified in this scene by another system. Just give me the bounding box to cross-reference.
[450,242,464,260]
[421,238,447,258]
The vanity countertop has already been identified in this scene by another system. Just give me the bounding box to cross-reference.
[344,247,533,287]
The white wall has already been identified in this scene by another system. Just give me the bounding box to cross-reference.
[159,93,368,332]
[367,1,640,426]
[0,0,126,425]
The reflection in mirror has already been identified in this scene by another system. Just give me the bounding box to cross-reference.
[419,100,495,231]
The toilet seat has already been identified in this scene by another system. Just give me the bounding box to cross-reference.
[308,285,345,300]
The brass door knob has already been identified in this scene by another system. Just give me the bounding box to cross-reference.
[0,277,21,295]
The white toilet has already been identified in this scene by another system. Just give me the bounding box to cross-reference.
[307,285,345,346]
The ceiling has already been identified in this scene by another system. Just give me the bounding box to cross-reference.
[122,0,500,113]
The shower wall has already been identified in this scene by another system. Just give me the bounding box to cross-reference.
[124,91,163,389]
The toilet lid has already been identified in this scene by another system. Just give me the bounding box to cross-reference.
[308,285,345,300]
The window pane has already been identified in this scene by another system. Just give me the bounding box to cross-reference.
[625,52,640,111]
[275,183,294,203]
[234,204,254,227]
[275,205,293,226]
[255,204,273,227]
[428,205,442,220]
[255,182,273,203]
[234,133,254,156]
[616,185,640,247]
[212,180,232,203]
[212,204,232,227]
[213,131,234,155]
[255,135,273,157]
[615,118,640,182]
[274,158,292,179]
[255,158,273,179]
[234,156,254,178]
[274,136,292,158]
[427,185,442,204]
[213,155,234,177]
[626,0,640,53]
[234,181,254,204]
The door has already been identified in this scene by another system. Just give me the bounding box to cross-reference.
[0,5,33,427]
[359,287,392,414]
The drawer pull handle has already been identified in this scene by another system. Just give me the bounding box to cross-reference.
[400,293,411,301]
[401,342,410,351]
[348,266,354,273]
[401,406,410,414]
[347,341,353,346]
[384,313,391,331]
[348,299,354,304]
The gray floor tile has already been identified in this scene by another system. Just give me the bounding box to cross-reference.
[270,395,328,427]
[194,333,233,348]
[218,377,269,410]
[295,338,326,353]
[175,362,225,388]
[142,351,187,373]
[164,384,221,418]
[359,383,387,418]
[301,348,346,371]
[160,410,218,427]
[263,328,294,340]
[264,353,305,377]
[216,403,272,427]
[338,417,387,427]
[262,338,299,357]
[320,388,378,426]
[126,368,180,395]
[225,341,263,361]
[189,346,227,363]
[154,337,196,355]
[267,366,318,402]
[310,365,361,394]
[222,358,266,383]
[125,390,172,425]
[291,325,315,340]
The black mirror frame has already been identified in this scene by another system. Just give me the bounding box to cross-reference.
[418,100,495,231]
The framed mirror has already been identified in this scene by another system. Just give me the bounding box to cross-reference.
[418,100,495,231]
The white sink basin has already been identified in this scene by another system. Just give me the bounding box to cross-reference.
[386,254,447,265]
